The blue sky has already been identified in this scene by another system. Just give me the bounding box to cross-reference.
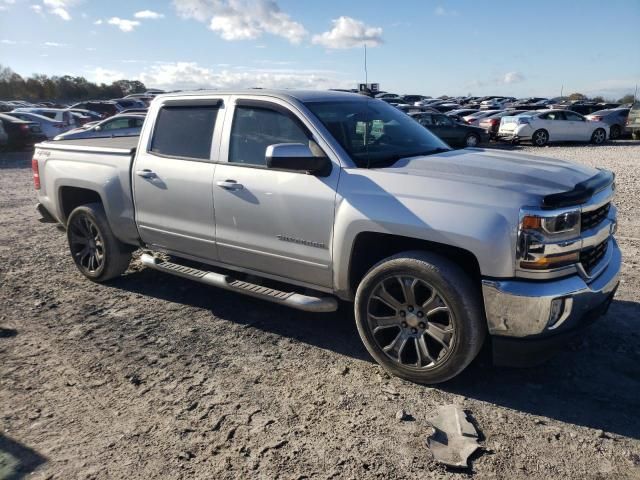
[1,0,638,98]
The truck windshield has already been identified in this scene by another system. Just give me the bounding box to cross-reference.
[305,99,451,168]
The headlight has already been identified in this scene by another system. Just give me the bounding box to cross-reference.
[518,209,581,271]
[521,209,581,236]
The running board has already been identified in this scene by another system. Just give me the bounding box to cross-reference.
[139,253,338,313]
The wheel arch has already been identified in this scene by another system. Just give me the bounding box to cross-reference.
[58,185,104,224]
[345,232,482,301]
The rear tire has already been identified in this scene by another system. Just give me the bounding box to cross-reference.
[591,128,606,144]
[354,251,486,384]
[465,133,481,148]
[66,203,132,282]
[532,129,549,147]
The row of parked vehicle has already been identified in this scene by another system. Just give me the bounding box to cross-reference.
[378,94,639,147]
[0,91,162,149]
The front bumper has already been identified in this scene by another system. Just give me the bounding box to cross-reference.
[482,237,621,338]
[482,238,620,366]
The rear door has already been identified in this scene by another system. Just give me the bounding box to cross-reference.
[212,97,340,288]
[133,97,227,261]
[539,111,567,140]
[563,110,590,140]
[431,114,458,144]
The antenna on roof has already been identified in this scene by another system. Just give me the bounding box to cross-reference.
[364,44,368,85]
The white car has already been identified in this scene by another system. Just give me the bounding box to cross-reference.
[8,111,73,139]
[12,108,77,129]
[497,109,609,146]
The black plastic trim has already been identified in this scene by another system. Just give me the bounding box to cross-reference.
[542,169,614,209]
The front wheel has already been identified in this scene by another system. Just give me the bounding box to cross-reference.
[67,203,132,282]
[465,133,481,148]
[591,128,606,144]
[354,252,486,384]
[609,125,621,140]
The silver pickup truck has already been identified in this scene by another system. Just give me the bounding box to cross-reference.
[33,90,621,384]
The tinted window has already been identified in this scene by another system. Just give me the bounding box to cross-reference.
[229,106,309,166]
[151,106,218,160]
[415,114,433,126]
[564,111,584,121]
[543,111,565,120]
[433,115,453,126]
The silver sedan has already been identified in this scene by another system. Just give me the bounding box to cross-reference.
[54,114,146,141]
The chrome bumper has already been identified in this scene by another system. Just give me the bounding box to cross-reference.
[481,238,621,338]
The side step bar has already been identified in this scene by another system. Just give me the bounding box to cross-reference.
[139,253,338,313]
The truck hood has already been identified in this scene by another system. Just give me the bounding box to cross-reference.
[377,148,599,200]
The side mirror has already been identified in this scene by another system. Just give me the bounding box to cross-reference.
[266,143,331,176]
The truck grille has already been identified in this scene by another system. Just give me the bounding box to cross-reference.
[580,240,608,274]
[581,203,610,231]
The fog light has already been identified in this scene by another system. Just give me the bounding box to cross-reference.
[548,298,565,327]
[547,297,573,330]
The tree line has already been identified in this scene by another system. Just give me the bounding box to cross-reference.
[0,65,147,102]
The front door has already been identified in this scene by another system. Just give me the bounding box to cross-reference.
[212,98,340,288]
[563,110,590,141]
[133,98,226,261]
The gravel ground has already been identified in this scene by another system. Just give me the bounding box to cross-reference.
[1,141,639,480]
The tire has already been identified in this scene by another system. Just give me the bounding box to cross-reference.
[609,124,621,140]
[532,129,548,147]
[464,133,481,148]
[354,251,486,384]
[66,203,132,282]
[591,128,606,144]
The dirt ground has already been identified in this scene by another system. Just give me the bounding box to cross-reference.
[1,142,639,480]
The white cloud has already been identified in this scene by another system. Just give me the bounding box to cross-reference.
[434,6,458,16]
[0,0,15,12]
[107,17,141,32]
[30,4,43,14]
[1,39,17,45]
[43,0,80,20]
[43,41,68,47]
[174,0,307,44]
[136,61,347,90]
[134,10,164,19]
[312,16,383,49]
[503,71,525,84]
[89,67,125,84]
[94,19,102,25]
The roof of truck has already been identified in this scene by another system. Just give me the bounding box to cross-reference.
[156,89,364,103]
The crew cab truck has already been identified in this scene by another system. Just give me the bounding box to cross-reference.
[33,90,621,384]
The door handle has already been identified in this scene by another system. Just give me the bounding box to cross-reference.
[217,180,244,191]
[136,169,156,179]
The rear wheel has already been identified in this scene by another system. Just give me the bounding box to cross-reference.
[67,203,132,282]
[465,133,481,148]
[354,251,486,384]
[609,125,621,140]
[532,129,549,147]
[591,128,606,144]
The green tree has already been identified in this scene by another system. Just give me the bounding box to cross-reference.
[568,92,586,101]
[617,93,636,104]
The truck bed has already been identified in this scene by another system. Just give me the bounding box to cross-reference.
[39,135,139,153]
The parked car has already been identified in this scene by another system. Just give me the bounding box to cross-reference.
[431,103,461,113]
[478,110,527,138]
[480,97,515,110]
[6,111,72,139]
[410,111,489,147]
[549,102,620,116]
[67,108,103,124]
[626,101,640,139]
[402,95,430,104]
[112,98,147,110]
[12,107,77,128]
[497,109,609,146]
[0,120,7,149]
[53,114,146,140]
[33,90,620,384]
[396,105,439,114]
[585,108,630,140]
[445,108,479,122]
[462,110,502,125]
[69,101,122,118]
[0,113,47,149]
